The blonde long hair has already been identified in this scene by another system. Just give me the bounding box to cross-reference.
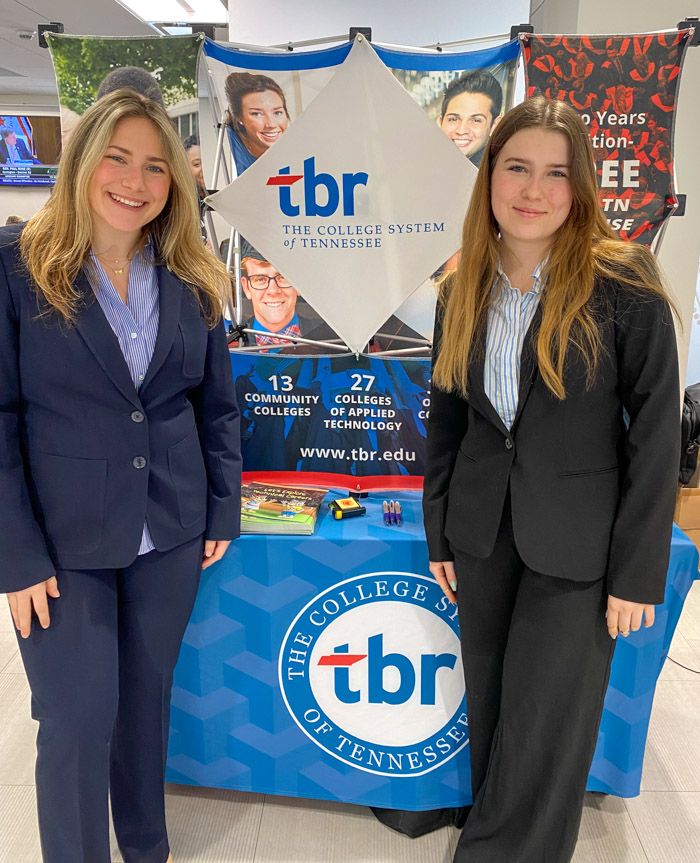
[20,89,230,325]
[433,96,675,399]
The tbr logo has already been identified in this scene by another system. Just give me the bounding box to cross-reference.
[267,158,368,217]
[279,572,468,777]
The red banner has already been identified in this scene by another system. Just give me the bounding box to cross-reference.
[521,30,693,248]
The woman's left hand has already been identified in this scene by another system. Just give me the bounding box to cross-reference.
[201,539,231,570]
[606,594,655,639]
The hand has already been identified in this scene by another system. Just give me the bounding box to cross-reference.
[6,576,60,639]
[429,560,457,605]
[202,539,231,570]
[606,594,655,639]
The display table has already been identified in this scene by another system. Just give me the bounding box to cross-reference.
[166,492,699,809]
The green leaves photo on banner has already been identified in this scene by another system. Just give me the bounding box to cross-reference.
[47,34,201,116]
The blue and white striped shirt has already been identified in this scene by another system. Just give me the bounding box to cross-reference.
[88,244,159,555]
[484,262,544,430]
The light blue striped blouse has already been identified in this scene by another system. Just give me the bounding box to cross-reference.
[88,244,159,555]
[483,262,544,430]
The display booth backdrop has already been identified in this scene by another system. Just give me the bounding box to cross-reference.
[204,35,520,346]
[47,33,202,146]
[522,30,692,248]
[232,353,429,483]
[207,27,692,484]
[40,27,694,482]
[208,37,479,355]
[203,36,520,175]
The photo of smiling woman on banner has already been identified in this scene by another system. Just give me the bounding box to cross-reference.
[225,72,291,174]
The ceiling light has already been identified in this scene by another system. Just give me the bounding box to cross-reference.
[116,0,227,24]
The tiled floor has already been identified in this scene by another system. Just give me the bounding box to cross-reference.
[2,585,700,863]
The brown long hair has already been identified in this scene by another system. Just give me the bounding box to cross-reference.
[20,89,231,325]
[224,72,289,138]
[433,96,676,399]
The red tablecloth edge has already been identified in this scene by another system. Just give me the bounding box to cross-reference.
[242,471,424,493]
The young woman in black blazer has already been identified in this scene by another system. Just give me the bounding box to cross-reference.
[423,96,679,863]
[0,91,241,863]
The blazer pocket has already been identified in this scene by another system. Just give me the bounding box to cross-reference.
[179,316,208,379]
[458,445,477,463]
[27,452,107,554]
[167,427,208,528]
[559,465,618,478]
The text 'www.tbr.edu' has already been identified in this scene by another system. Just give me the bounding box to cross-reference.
[299,448,416,462]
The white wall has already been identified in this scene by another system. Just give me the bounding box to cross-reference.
[1,187,51,225]
[228,0,530,47]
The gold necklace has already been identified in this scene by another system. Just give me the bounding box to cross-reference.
[94,248,138,277]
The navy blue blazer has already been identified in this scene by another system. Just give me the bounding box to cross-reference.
[0,224,241,593]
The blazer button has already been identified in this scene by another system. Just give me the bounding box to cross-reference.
[132,456,147,469]
[505,438,513,450]
[130,410,145,423]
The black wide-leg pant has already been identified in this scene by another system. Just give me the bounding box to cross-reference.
[16,535,203,863]
[452,499,615,863]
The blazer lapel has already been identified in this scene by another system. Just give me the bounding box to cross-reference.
[73,272,141,408]
[512,303,543,429]
[468,321,511,437]
[140,265,183,393]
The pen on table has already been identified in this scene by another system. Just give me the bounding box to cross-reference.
[382,500,391,526]
[389,500,396,525]
[395,501,403,527]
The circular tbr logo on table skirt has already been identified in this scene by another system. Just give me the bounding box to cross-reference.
[278,572,468,777]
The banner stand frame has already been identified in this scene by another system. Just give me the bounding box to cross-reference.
[200,26,530,356]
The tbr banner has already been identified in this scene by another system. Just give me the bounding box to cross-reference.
[204,35,520,346]
[208,36,476,353]
[522,29,693,248]
[232,353,430,481]
[47,33,202,153]
[203,35,520,177]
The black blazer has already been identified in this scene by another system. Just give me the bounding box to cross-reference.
[423,278,680,605]
[0,225,241,594]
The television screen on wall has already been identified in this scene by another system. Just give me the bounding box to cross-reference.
[0,115,61,187]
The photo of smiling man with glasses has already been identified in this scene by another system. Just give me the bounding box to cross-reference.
[239,241,338,350]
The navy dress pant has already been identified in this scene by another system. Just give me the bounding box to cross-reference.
[452,497,616,863]
[16,535,203,863]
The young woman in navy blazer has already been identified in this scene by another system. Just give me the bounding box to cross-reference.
[423,97,679,863]
[0,91,241,863]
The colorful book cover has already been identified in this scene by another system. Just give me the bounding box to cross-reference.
[240,482,328,535]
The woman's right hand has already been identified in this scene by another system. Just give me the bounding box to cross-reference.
[6,577,60,639]
[429,560,457,605]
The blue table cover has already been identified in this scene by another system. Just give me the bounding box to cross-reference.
[166,491,699,808]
